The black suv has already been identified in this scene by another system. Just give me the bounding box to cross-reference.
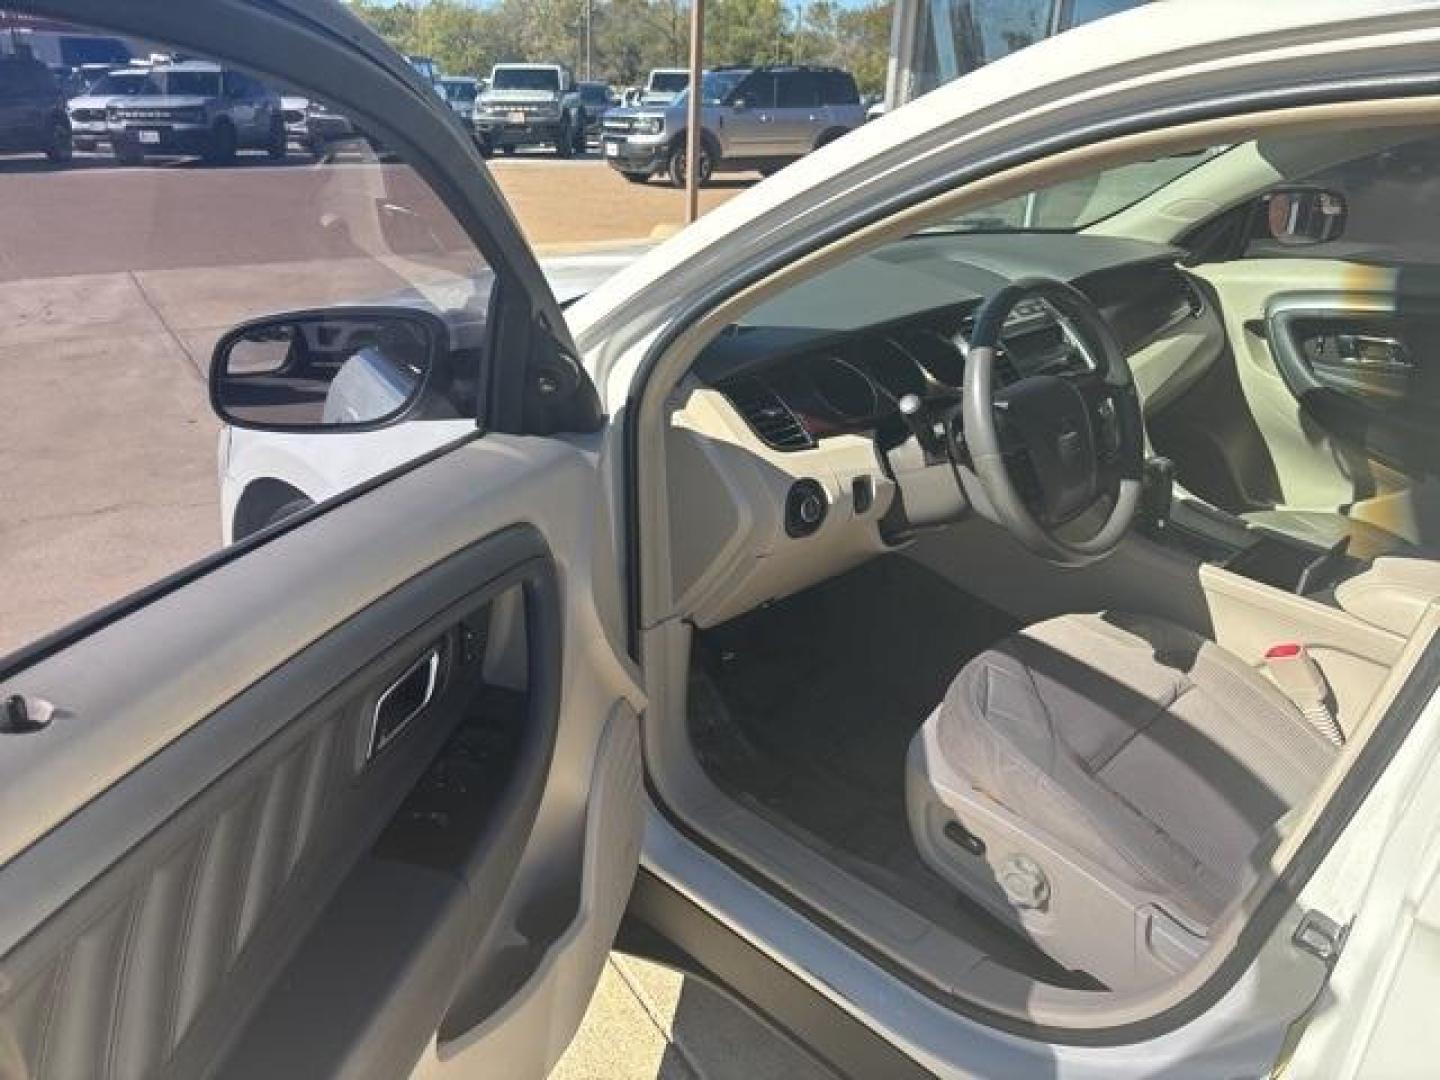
[0,56,72,163]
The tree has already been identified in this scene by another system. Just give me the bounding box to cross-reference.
[345,0,895,97]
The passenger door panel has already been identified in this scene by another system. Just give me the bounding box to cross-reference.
[1189,259,1440,540]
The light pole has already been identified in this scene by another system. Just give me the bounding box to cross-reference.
[684,0,704,223]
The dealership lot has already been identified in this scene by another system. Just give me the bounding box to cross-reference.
[0,151,744,654]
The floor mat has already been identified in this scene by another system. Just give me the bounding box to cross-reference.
[690,555,1095,987]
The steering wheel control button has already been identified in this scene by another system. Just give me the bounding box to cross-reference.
[785,479,828,537]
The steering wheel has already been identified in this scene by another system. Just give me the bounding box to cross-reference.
[962,277,1144,566]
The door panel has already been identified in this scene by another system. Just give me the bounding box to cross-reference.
[1189,259,1440,546]
[0,435,641,1079]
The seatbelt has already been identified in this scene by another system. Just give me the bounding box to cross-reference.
[1265,643,1345,747]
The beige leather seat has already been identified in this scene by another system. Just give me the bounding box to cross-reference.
[906,612,1337,991]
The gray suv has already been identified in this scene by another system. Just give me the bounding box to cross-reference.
[601,65,863,187]
[107,60,283,165]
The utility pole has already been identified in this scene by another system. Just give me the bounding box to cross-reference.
[584,0,593,80]
[684,0,704,223]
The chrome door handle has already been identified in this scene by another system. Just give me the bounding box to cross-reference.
[1334,333,1413,371]
[368,645,440,759]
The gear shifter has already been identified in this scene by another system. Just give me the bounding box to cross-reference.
[1139,455,1175,532]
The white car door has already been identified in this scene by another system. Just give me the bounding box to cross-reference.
[0,2,641,1079]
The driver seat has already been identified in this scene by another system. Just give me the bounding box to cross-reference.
[906,612,1338,991]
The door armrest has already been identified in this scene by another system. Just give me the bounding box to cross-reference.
[1335,557,1440,637]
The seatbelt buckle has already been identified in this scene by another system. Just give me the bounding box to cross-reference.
[1265,642,1344,746]
[1264,643,1326,704]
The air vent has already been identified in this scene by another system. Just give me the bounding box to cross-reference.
[723,377,815,452]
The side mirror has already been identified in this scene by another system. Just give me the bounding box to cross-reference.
[210,307,448,432]
[730,96,749,111]
[1261,187,1347,247]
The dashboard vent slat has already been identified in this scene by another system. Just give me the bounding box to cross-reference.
[722,378,815,452]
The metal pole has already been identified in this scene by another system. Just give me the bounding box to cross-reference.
[684,0,704,223]
[585,0,593,80]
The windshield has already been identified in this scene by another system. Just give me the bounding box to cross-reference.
[443,81,477,103]
[674,70,747,107]
[580,84,609,105]
[491,68,559,92]
[87,71,156,96]
[155,70,221,97]
[933,147,1231,233]
[649,71,687,94]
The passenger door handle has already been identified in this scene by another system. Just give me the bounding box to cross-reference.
[368,645,441,759]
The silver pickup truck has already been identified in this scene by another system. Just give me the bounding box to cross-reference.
[473,63,585,158]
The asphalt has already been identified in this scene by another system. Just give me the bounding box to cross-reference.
[0,147,803,1079]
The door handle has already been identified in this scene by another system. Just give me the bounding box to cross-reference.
[1332,333,1413,372]
[368,645,441,759]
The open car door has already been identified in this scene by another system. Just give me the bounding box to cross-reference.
[0,3,642,1078]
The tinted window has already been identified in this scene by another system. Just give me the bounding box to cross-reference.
[649,71,688,93]
[579,84,608,106]
[58,36,131,67]
[820,71,859,106]
[777,72,820,109]
[161,70,222,96]
[734,72,776,109]
[491,67,560,92]
[0,61,54,97]
[89,72,158,96]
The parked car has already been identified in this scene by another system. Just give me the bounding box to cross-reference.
[106,59,283,164]
[641,66,688,106]
[66,65,150,152]
[576,80,613,141]
[439,75,480,122]
[405,54,445,100]
[473,62,585,157]
[0,54,70,162]
[17,2,1440,1079]
[601,64,862,186]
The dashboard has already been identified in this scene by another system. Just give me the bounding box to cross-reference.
[695,233,1206,454]
[667,232,1217,627]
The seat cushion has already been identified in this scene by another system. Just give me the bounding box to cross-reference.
[933,612,1337,928]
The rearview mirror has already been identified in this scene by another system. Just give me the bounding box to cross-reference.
[210,307,447,432]
[1261,187,1347,247]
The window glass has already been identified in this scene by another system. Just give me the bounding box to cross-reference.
[649,71,688,94]
[88,71,157,96]
[736,72,777,109]
[1243,136,1440,263]
[163,70,222,96]
[58,35,131,67]
[1,24,492,656]
[932,146,1228,232]
[491,67,560,92]
[1062,0,1147,28]
[820,71,860,106]
[777,72,821,109]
